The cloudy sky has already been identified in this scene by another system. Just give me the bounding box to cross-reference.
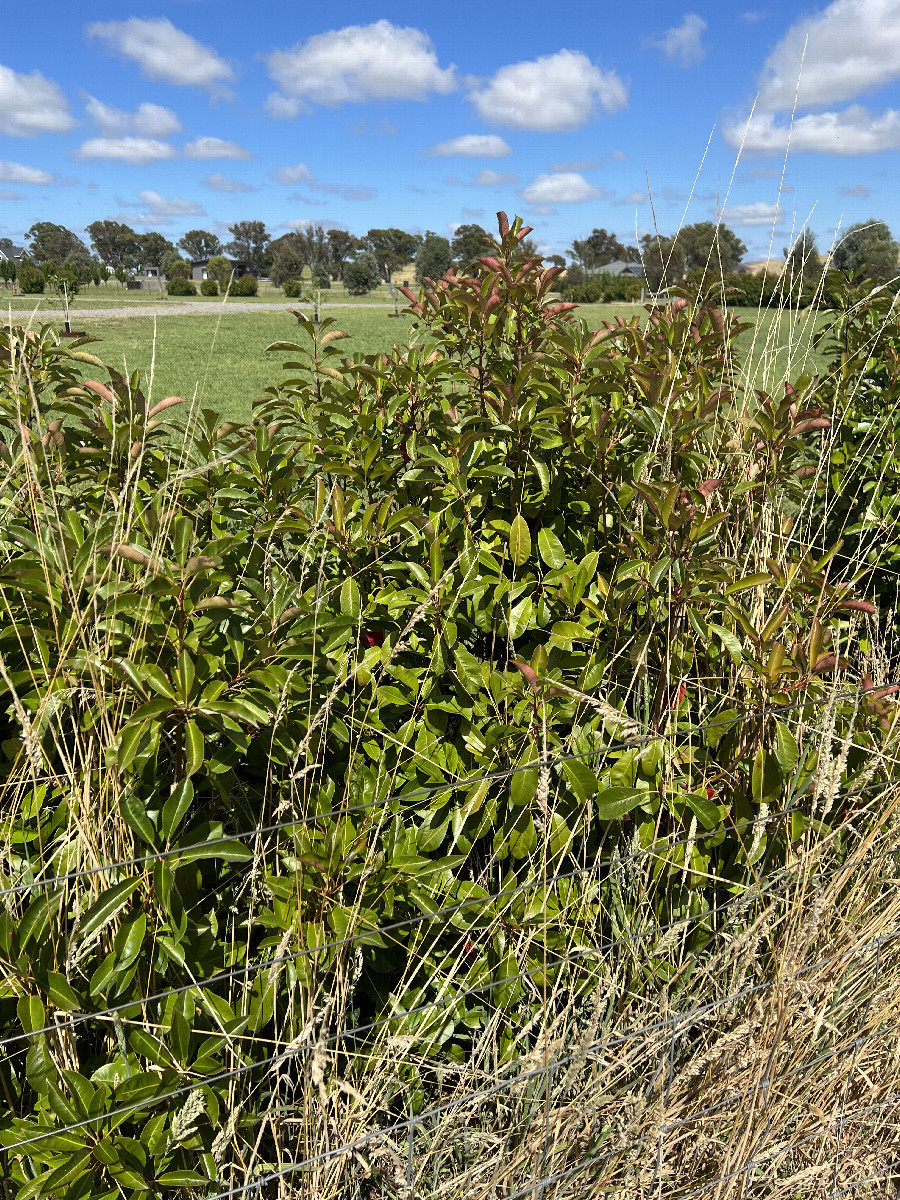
[2,0,898,259]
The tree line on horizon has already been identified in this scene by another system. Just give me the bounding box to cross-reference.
[1,215,898,299]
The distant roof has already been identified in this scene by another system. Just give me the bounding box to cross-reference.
[190,256,247,267]
[0,245,25,261]
[598,260,644,277]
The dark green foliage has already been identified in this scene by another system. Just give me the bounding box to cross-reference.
[415,231,452,284]
[282,279,304,298]
[17,263,44,294]
[365,227,423,282]
[230,274,258,296]
[86,220,141,271]
[177,229,223,262]
[343,251,381,295]
[200,279,218,296]
[0,213,890,1198]
[25,221,90,265]
[562,274,644,303]
[166,276,197,296]
[140,230,175,270]
[160,251,189,279]
[832,219,899,281]
[570,228,639,270]
[452,223,491,269]
[225,220,270,274]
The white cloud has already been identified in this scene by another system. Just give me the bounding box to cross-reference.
[648,14,708,66]
[841,183,872,196]
[756,0,900,110]
[269,163,315,185]
[84,95,181,137]
[134,190,204,217]
[446,169,519,187]
[184,137,252,160]
[203,173,256,193]
[75,137,177,165]
[0,190,20,201]
[87,18,234,94]
[720,202,785,226]
[548,158,601,172]
[426,134,512,157]
[0,160,54,185]
[266,20,456,114]
[521,172,599,204]
[0,65,73,136]
[616,189,648,205]
[725,104,900,154]
[468,50,627,132]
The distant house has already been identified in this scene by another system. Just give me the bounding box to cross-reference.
[0,245,27,265]
[596,260,644,277]
[191,257,249,282]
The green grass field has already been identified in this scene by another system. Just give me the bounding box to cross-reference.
[2,302,833,423]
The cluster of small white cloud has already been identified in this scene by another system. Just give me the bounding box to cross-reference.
[0,6,896,237]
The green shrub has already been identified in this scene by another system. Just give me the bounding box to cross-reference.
[0,213,890,1196]
[206,254,233,290]
[231,273,258,296]
[166,276,197,296]
[200,278,218,296]
[282,278,304,298]
[17,263,44,294]
[312,269,331,289]
[344,251,381,295]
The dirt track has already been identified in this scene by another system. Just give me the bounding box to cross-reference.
[3,302,396,322]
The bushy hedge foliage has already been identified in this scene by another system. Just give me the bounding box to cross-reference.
[282,278,304,298]
[166,276,197,296]
[17,263,44,294]
[230,273,258,296]
[561,273,644,304]
[199,278,218,296]
[0,215,892,1197]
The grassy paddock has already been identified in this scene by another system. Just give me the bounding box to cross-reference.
[2,302,833,424]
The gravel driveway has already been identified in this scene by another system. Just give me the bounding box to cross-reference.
[4,302,396,321]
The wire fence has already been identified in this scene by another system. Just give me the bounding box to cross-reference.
[2,687,900,1198]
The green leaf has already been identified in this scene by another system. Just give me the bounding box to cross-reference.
[79,878,142,939]
[184,720,204,778]
[508,513,531,566]
[507,595,534,640]
[537,528,566,569]
[175,840,253,865]
[774,720,799,774]
[562,759,598,802]
[454,645,483,694]
[509,754,539,806]
[17,994,45,1035]
[595,787,646,820]
[549,620,590,645]
[752,747,782,805]
[725,573,772,596]
[710,623,743,666]
[157,1172,211,1187]
[684,791,722,831]
[118,792,157,846]
[507,810,537,858]
[46,972,80,1012]
[340,578,361,619]
[161,778,194,843]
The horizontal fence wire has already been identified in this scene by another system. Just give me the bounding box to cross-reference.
[3,768,895,1059]
[0,682,887,901]
[5,786,900,1158]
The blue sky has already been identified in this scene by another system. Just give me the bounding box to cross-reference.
[2,0,898,261]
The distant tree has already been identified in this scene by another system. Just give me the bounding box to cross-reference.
[45,262,80,299]
[640,233,686,291]
[451,223,490,269]
[415,232,452,285]
[343,252,382,296]
[0,237,15,255]
[547,254,567,269]
[17,263,44,294]
[365,228,423,283]
[161,250,189,279]
[206,254,233,290]
[26,222,90,265]
[326,229,359,280]
[513,236,543,262]
[783,227,821,281]
[570,228,635,270]
[268,235,306,288]
[140,231,175,270]
[177,229,223,262]
[676,221,747,275]
[0,259,16,286]
[832,219,899,280]
[114,264,127,288]
[86,220,141,271]
[225,221,270,275]
[292,223,330,278]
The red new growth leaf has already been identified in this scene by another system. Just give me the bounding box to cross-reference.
[497,211,510,238]
[791,418,831,435]
[363,631,384,648]
[510,659,540,691]
[837,599,877,615]
[83,380,115,405]
[697,478,722,497]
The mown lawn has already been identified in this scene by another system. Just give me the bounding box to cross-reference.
[3,302,834,423]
